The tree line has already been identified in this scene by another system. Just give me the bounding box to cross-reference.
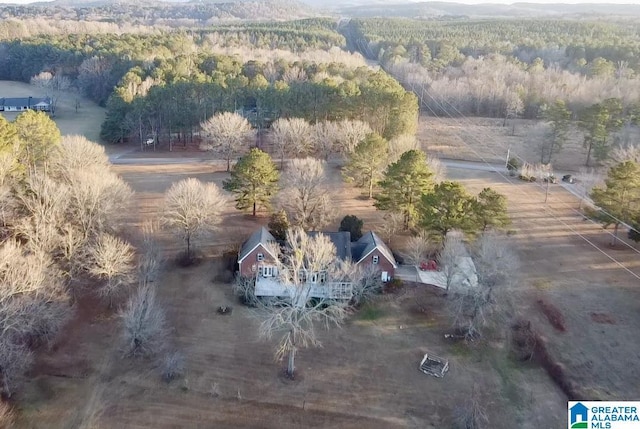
[347,18,640,73]
[0,0,316,27]
[0,112,183,405]
[100,55,417,144]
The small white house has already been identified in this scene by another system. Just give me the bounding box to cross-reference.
[0,97,51,112]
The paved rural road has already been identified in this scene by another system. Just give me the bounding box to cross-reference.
[441,158,587,201]
[109,153,587,202]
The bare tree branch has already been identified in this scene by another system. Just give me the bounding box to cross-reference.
[200,112,255,171]
[257,228,354,377]
[162,178,226,261]
[270,118,313,168]
[88,233,135,307]
[403,233,435,266]
[438,232,469,292]
[447,231,519,341]
[275,158,334,230]
[120,283,166,358]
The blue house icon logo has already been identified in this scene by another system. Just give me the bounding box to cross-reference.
[570,402,588,428]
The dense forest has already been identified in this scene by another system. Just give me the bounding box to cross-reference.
[0,20,415,144]
[0,0,317,26]
[344,18,640,120]
[1,8,640,159]
[348,18,640,72]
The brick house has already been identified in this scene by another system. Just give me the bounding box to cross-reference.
[237,227,397,299]
[237,227,278,278]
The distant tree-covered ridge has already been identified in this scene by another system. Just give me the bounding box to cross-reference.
[348,18,640,73]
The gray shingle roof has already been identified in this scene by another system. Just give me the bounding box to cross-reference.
[0,97,51,107]
[238,226,276,262]
[352,231,397,267]
[240,228,397,267]
[309,231,352,261]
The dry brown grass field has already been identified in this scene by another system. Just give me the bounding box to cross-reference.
[419,116,600,171]
[13,154,640,428]
[0,80,105,143]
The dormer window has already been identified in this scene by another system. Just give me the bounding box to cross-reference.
[257,253,264,261]
[372,255,379,265]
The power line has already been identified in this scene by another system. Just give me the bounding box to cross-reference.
[404,79,640,282]
[404,76,640,259]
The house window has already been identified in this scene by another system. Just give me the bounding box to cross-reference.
[310,272,318,283]
[258,266,274,277]
[372,255,379,265]
[257,253,264,261]
[319,271,327,284]
[332,282,352,299]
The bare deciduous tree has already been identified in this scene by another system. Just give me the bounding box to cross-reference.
[346,263,383,307]
[88,234,135,307]
[0,336,32,398]
[199,112,255,172]
[270,118,313,169]
[0,240,69,397]
[275,158,333,230]
[438,232,469,292]
[388,134,419,163]
[403,233,434,266]
[233,275,258,307]
[30,71,71,115]
[138,222,161,286]
[334,119,371,155]
[16,174,69,254]
[448,232,519,341]
[453,386,490,429]
[377,211,404,247]
[577,166,604,209]
[426,155,446,183]
[121,283,166,358]
[162,178,226,262]
[282,66,307,83]
[160,350,185,383]
[65,168,133,240]
[609,143,640,165]
[312,120,339,160]
[51,135,109,178]
[258,229,352,377]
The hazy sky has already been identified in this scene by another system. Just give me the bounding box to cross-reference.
[1,0,640,4]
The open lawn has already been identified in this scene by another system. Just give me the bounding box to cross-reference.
[0,80,105,143]
[450,167,640,402]
[12,156,640,428]
[418,116,629,172]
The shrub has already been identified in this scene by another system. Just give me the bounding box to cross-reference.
[339,215,363,242]
[510,319,578,399]
[536,299,566,332]
[121,285,167,358]
[506,157,521,173]
[383,278,403,294]
[233,275,258,307]
[160,351,185,383]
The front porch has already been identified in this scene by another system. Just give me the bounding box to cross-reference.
[255,277,353,300]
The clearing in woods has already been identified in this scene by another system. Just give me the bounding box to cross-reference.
[418,116,628,172]
[0,80,105,143]
[21,159,637,428]
[10,126,640,427]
